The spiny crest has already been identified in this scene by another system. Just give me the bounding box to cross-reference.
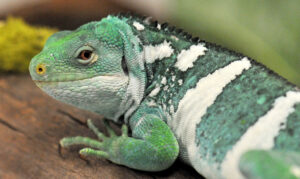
[113,12,247,61]
[114,12,201,44]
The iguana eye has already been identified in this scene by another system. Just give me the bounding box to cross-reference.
[75,46,97,65]
[78,50,93,60]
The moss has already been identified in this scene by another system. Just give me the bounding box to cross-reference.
[0,17,57,73]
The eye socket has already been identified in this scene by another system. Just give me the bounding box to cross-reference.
[75,46,98,65]
[78,50,93,60]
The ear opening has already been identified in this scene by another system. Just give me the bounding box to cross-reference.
[122,55,129,75]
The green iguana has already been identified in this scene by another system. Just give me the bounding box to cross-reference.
[29,14,300,179]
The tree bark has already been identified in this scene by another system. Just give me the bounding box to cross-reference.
[0,74,201,179]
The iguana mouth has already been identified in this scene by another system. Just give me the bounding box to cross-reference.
[33,74,123,83]
[34,75,128,89]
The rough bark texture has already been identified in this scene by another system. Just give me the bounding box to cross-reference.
[0,74,201,179]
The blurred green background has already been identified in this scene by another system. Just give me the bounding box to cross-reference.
[0,0,299,86]
[172,0,300,86]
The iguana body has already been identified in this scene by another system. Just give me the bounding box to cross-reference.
[29,14,300,179]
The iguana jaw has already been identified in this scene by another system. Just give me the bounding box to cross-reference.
[34,75,130,120]
[33,74,128,92]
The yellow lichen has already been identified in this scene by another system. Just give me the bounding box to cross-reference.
[0,17,57,73]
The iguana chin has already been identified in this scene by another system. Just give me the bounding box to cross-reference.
[29,14,300,179]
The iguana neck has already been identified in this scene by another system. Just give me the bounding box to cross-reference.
[125,17,198,87]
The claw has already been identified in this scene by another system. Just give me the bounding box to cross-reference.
[79,152,90,165]
[58,142,65,159]
[59,138,67,147]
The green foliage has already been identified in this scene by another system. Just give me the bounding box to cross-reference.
[171,0,300,86]
[0,17,56,73]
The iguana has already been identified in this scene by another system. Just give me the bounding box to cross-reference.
[29,14,300,179]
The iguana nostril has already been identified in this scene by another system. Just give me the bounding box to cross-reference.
[36,64,46,75]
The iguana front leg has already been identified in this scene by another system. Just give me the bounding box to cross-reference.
[60,115,179,171]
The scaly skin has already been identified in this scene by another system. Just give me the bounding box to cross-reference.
[29,14,300,178]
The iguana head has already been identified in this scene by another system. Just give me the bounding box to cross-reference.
[29,16,146,122]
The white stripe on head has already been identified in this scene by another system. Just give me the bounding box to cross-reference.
[161,76,167,85]
[144,40,174,63]
[157,24,161,30]
[149,86,160,97]
[170,57,251,178]
[133,21,145,31]
[171,35,179,41]
[175,44,207,71]
[172,76,176,81]
[221,91,300,179]
[178,79,183,85]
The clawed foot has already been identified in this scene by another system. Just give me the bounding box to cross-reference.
[59,119,128,162]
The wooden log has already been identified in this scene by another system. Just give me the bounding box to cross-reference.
[0,74,201,179]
